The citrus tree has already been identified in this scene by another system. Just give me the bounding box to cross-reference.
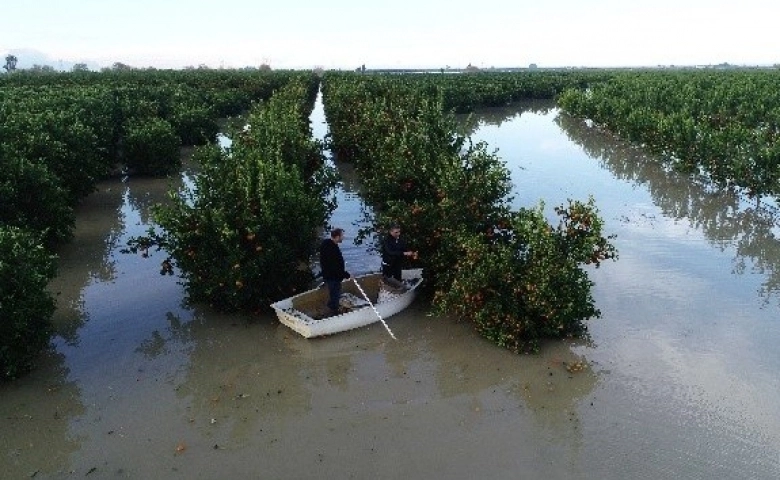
[0,227,57,380]
[435,198,617,352]
[136,76,336,312]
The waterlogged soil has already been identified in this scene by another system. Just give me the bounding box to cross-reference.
[2,98,780,479]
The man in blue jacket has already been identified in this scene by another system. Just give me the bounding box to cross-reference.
[319,228,351,315]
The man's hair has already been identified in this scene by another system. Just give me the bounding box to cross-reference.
[331,228,344,238]
[389,223,401,231]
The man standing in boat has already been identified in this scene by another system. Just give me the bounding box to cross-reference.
[320,228,351,315]
[381,224,415,283]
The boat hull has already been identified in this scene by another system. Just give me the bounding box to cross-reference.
[270,269,423,338]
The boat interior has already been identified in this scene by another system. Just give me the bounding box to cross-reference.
[292,273,383,319]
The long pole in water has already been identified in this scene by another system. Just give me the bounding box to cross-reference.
[353,278,397,340]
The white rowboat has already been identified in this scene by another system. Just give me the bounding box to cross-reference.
[270,268,423,338]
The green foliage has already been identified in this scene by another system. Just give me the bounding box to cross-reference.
[0,106,107,203]
[209,89,252,118]
[0,147,74,245]
[435,198,617,353]
[558,69,780,198]
[171,104,219,146]
[322,73,514,286]
[322,72,618,352]
[369,136,514,289]
[229,80,325,180]
[123,118,181,175]
[0,68,313,378]
[140,78,336,312]
[151,146,331,311]
[0,227,57,380]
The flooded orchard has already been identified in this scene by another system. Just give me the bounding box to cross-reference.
[1,96,779,479]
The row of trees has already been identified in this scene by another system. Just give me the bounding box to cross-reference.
[134,75,338,312]
[3,54,273,74]
[559,69,780,201]
[3,54,85,72]
[131,70,618,352]
[4,67,622,378]
[322,72,617,352]
[11,64,780,377]
[0,69,302,379]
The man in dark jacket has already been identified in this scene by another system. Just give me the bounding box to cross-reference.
[381,224,414,282]
[320,228,351,314]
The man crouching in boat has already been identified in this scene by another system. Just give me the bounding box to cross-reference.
[319,228,351,316]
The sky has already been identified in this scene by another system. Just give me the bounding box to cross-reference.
[2,0,779,70]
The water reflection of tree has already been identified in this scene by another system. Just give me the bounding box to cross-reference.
[123,170,189,227]
[556,112,780,304]
[0,350,84,478]
[331,157,363,194]
[457,100,557,137]
[49,180,127,344]
[328,156,382,268]
[50,149,195,345]
[275,307,598,443]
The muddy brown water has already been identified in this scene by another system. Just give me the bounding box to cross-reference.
[2,96,779,479]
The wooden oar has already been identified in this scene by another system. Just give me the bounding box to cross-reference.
[352,277,397,340]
